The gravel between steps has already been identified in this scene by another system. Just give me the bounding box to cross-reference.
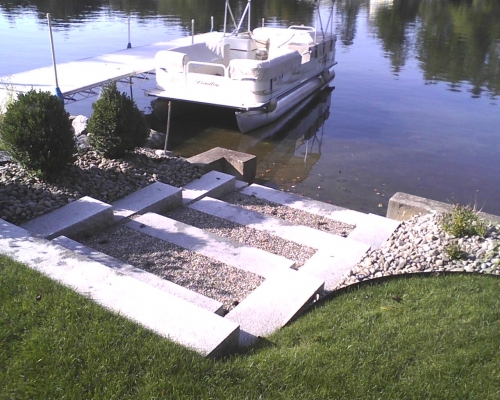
[166,206,316,268]
[79,223,264,311]
[222,192,354,237]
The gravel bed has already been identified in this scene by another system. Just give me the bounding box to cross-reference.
[166,206,316,267]
[222,191,354,237]
[335,213,500,290]
[80,223,264,310]
[0,148,203,225]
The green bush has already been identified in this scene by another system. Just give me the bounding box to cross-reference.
[0,89,75,178]
[87,82,149,158]
[438,204,487,238]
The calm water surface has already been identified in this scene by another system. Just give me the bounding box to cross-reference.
[1,0,499,216]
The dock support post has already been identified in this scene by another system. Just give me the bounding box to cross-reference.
[46,13,63,103]
[127,15,132,49]
[163,101,172,153]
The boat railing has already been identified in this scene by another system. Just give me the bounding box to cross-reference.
[185,61,228,77]
[288,25,316,42]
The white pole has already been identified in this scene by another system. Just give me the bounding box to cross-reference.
[191,19,195,44]
[223,0,228,35]
[248,0,251,32]
[262,17,264,28]
[211,16,214,32]
[47,13,63,102]
[127,15,132,48]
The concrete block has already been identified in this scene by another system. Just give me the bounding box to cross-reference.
[300,244,370,291]
[20,196,113,240]
[187,147,257,183]
[347,213,400,250]
[53,236,224,315]
[226,270,324,347]
[112,181,182,222]
[182,170,236,205]
[127,213,296,278]
[387,192,500,224]
[0,220,239,358]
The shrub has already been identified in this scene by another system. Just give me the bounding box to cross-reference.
[444,243,465,260]
[87,82,149,158]
[438,204,487,238]
[0,89,75,178]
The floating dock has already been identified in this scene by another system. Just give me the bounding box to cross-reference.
[0,33,214,106]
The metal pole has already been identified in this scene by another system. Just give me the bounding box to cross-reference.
[248,0,251,32]
[211,16,214,32]
[191,19,195,44]
[127,15,132,48]
[163,101,172,153]
[262,17,264,28]
[223,0,228,35]
[47,13,63,102]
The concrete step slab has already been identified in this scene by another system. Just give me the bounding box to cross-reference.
[300,244,370,291]
[182,170,235,205]
[226,271,324,347]
[112,181,182,223]
[347,213,400,250]
[20,196,113,240]
[0,219,239,358]
[189,197,368,253]
[127,213,296,278]
[53,236,224,315]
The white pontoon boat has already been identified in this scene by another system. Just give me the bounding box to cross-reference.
[149,0,337,133]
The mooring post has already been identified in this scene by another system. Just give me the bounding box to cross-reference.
[127,15,132,48]
[46,13,63,103]
[163,101,172,153]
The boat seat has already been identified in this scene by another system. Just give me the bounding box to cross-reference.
[228,50,301,81]
[155,42,230,76]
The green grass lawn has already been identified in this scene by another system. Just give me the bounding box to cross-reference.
[2,254,500,399]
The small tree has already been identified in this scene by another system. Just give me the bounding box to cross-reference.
[87,82,149,158]
[0,89,75,179]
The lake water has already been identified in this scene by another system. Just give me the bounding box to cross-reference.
[1,0,499,216]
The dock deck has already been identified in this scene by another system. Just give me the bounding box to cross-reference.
[0,33,215,106]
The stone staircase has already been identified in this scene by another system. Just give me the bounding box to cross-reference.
[0,170,400,357]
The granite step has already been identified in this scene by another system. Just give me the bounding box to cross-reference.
[181,170,236,205]
[125,212,324,347]
[112,181,182,223]
[20,196,113,240]
[240,183,400,249]
[226,270,324,347]
[0,220,239,358]
[52,236,225,315]
[127,212,296,278]
[189,196,369,253]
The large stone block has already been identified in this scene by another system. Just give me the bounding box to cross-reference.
[21,196,113,240]
[187,147,257,183]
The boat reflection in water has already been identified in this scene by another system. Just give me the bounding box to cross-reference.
[237,86,333,189]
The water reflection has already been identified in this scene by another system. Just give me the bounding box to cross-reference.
[371,0,500,98]
[167,87,333,188]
